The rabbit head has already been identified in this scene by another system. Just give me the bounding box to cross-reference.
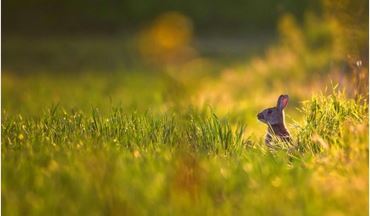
[257,95,289,125]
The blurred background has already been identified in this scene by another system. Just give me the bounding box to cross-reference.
[2,0,369,133]
[2,1,369,214]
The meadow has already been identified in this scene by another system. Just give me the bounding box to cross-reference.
[2,12,369,215]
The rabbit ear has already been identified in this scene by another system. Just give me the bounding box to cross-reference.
[277,95,289,110]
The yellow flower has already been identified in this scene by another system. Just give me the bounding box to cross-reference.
[48,160,59,172]
[243,163,253,173]
[18,134,24,140]
[133,150,141,158]
[220,167,229,178]
[271,177,282,187]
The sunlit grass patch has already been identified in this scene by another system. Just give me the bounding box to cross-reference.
[2,87,368,215]
[294,88,368,153]
[2,107,249,155]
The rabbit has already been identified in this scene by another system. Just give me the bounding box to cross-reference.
[257,94,291,146]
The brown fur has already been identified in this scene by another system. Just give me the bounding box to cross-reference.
[257,95,291,146]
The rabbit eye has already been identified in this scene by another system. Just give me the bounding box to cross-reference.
[267,109,272,114]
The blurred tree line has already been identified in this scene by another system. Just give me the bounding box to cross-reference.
[3,0,317,35]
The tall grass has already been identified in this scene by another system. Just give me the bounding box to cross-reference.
[295,88,368,153]
[2,107,247,155]
[2,89,368,215]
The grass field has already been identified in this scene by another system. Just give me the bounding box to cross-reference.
[2,29,369,215]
